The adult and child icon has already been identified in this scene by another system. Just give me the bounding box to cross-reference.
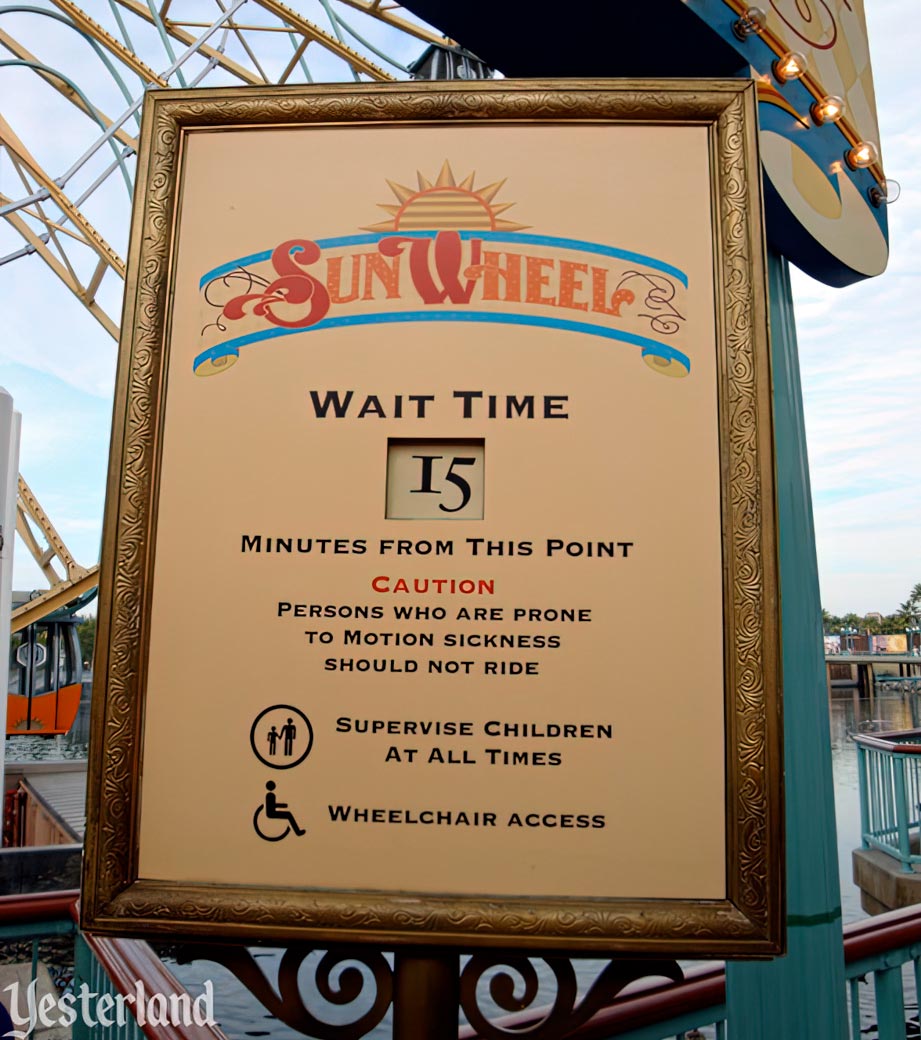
[250,705,313,841]
[266,717,300,757]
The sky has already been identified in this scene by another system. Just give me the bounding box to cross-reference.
[0,0,918,618]
[788,0,921,616]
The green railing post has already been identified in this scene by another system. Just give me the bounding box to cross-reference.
[726,250,847,1037]
[894,757,913,871]
[873,964,906,1040]
[858,744,871,848]
[71,932,93,1040]
[848,978,862,1038]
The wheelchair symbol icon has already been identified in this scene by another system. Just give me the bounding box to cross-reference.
[253,781,305,841]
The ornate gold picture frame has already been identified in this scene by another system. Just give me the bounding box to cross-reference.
[82,79,782,955]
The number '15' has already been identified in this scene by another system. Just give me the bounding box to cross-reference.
[410,455,477,513]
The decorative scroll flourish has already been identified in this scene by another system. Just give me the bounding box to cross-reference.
[459,955,683,1039]
[220,239,331,330]
[769,0,838,50]
[616,270,685,336]
[200,266,271,337]
[172,944,393,1040]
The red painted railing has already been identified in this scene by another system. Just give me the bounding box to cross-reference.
[461,906,921,1037]
[77,928,226,1040]
[0,887,79,923]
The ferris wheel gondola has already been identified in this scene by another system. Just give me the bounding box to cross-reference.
[6,588,95,735]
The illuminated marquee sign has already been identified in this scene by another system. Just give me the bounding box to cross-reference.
[688,0,889,286]
[83,80,782,956]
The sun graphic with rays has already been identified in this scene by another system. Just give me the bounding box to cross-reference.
[362,160,529,233]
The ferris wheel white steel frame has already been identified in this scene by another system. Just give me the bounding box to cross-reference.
[0,0,449,609]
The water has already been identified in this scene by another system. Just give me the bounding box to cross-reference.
[4,685,914,1037]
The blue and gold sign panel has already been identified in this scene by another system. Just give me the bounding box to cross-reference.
[688,0,888,286]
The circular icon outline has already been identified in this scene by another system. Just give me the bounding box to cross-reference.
[250,703,313,768]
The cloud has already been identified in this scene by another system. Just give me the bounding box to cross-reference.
[752,2,921,615]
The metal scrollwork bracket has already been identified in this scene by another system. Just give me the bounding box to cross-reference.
[169,942,393,1039]
[168,942,683,1039]
[459,953,684,1039]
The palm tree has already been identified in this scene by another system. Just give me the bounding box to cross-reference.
[903,585,921,653]
[896,583,921,625]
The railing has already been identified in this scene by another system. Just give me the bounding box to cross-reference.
[73,929,226,1040]
[8,890,921,1039]
[460,907,921,1039]
[876,676,921,690]
[845,906,921,1040]
[855,729,921,871]
[457,961,727,1039]
[0,890,225,1040]
[72,932,148,1040]
[875,677,921,728]
[0,890,79,1038]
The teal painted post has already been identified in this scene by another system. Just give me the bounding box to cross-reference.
[873,965,906,1040]
[895,758,913,871]
[725,251,847,1037]
[72,933,93,1040]
[858,744,870,847]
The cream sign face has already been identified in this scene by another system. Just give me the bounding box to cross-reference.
[83,81,783,955]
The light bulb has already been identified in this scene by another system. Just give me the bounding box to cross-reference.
[732,6,767,39]
[811,96,845,124]
[846,141,879,169]
[869,178,900,207]
[773,52,807,83]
